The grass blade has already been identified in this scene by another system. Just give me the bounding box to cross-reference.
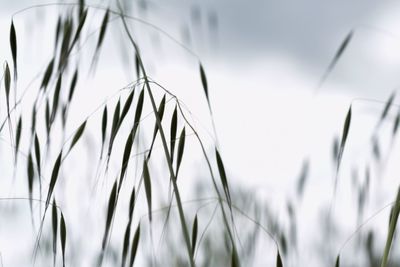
[54,16,62,50]
[108,100,121,156]
[121,223,131,267]
[46,151,63,209]
[232,248,239,267]
[102,180,117,251]
[199,63,209,106]
[119,132,133,190]
[380,92,395,123]
[10,20,17,80]
[147,94,166,159]
[78,0,85,19]
[15,116,22,163]
[69,9,88,53]
[133,89,145,131]
[52,199,58,266]
[31,105,37,135]
[27,153,34,212]
[381,187,400,267]
[128,186,135,220]
[176,127,186,176]
[59,18,73,70]
[69,121,86,152]
[61,104,67,129]
[135,53,140,79]
[393,110,400,136]
[50,74,62,123]
[101,106,108,155]
[191,214,198,254]
[170,105,178,164]
[60,212,67,267]
[45,99,51,135]
[296,159,309,198]
[319,31,353,88]
[119,89,135,128]
[4,63,12,145]
[143,159,152,221]
[335,255,340,267]
[128,224,140,267]
[97,9,109,50]
[216,149,231,204]
[277,250,283,267]
[125,88,145,155]
[4,62,11,104]
[337,106,352,173]
[34,134,41,177]
[68,69,78,102]
[41,59,55,90]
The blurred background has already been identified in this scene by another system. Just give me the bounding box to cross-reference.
[1,0,400,266]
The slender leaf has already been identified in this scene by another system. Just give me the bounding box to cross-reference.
[108,100,121,156]
[121,223,131,267]
[129,224,140,267]
[41,59,55,90]
[45,99,51,135]
[46,151,63,208]
[50,74,62,123]
[380,92,395,123]
[4,62,11,100]
[119,89,135,128]
[10,20,17,80]
[52,199,58,266]
[111,100,121,138]
[102,180,117,250]
[148,95,166,158]
[54,16,62,49]
[102,106,108,146]
[337,106,352,172]
[34,134,41,176]
[133,89,145,130]
[296,159,309,198]
[69,121,86,151]
[170,105,178,163]
[135,53,140,79]
[59,19,73,70]
[143,160,152,221]
[277,250,283,267]
[69,9,88,52]
[68,69,78,102]
[393,110,400,136]
[97,9,109,49]
[27,153,34,210]
[232,249,239,267]
[191,214,198,254]
[119,133,134,189]
[319,31,353,87]
[78,0,85,19]
[199,63,209,105]
[61,104,67,128]
[15,116,22,159]
[216,149,231,204]
[128,186,135,219]
[381,187,400,267]
[31,105,37,135]
[176,127,186,176]
[60,212,67,267]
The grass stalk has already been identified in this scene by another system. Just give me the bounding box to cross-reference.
[116,3,195,266]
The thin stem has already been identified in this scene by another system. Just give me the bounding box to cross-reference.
[117,4,195,266]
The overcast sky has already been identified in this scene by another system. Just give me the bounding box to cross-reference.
[1,1,400,266]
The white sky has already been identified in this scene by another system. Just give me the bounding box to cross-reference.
[1,0,400,266]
